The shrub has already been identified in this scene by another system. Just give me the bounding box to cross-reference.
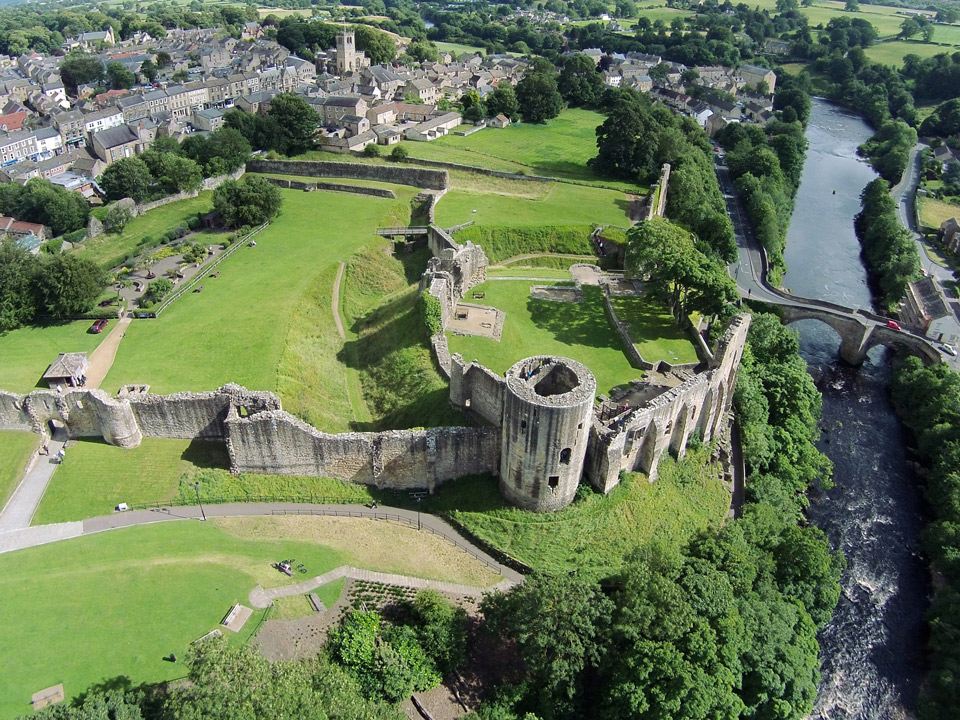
[420,291,442,335]
[174,224,189,238]
[187,215,203,231]
[146,277,174,302]
[391,145,409,162]
[63,228,87,245]
[363,143,381,157]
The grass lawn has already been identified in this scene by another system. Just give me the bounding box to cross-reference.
[102,187,417,431]
[864,40,955,66]
[447,280,640,395]
[0,517,497,718]
[919,196,960,230]
[435,41,485,57]
[0,319,115,394]
[421,445,730,580]
[487,267,577,279]
[300,109,642,192]
[73,193,216,270]
[32,438,229,525]
[0,431,38,509]
[609,296,700,365]
[434,182,632,228]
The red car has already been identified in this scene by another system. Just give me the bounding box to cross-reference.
[886,320,901,331]
[89,319,108,334]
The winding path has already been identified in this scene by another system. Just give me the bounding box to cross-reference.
[331,261,346,340]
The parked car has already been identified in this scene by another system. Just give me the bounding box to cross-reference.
[886,320,902,331]
[89,319,108,334]
[943,344,957,356]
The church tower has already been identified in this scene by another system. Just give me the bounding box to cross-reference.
[336,28,357,75]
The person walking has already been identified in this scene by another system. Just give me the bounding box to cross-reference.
[56,448,65,464]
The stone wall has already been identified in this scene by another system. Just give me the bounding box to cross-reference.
[584,313,751,492]
[449,354,506,427]
[260,176,396,198]
[225,407,499,491]
[248,159,448,190]
[389,155,554,184]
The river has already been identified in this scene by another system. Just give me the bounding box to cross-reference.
[783,99,928,719]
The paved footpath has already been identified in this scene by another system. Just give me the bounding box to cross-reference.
[0,502,525,588]
[0,429,67,534]
[84,315,131,389]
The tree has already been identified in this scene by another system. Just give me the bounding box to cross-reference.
[558,54,605,108]
[486,84,519,119]
[106,61,136,90]
[776,0,799,13]
[155,50,172,68]
[98,157,153,202]
[481,574,614,719]
[0,238,38,332]
[900,18,921,39]
[140,151,203,194]
[844,0,859,12]
[182,127,251,175]
[354,25,396,64]
[59,53,105,93]
[139,58,158,83]
[363,143,381,157]
[266,93,320,155]
[14,178,90,236]
[105,203,132,232]
[922,24,935,43]
[944,162,960,191]
[213,176,283,228]
[515,71,563,124]
[34,253,106,318]
[390,145,408,161]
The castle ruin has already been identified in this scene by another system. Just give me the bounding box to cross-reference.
[0,221,749,513]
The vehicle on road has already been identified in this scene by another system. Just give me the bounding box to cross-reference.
[943,344,957,356]
[886,320,902,331]
[89,319,108,334]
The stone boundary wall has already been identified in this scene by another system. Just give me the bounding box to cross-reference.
[247,159,448,190]
[224,406,499,491]
[390,156,554,184]
[603,289,653,371]
[259,176,396,198]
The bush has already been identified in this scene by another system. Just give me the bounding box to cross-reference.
[187,215,203,231]
[63,228,87,245]
[364,143,381,157]
[146,277,174,302]
[391,145,409,162]
[420,291,442,335]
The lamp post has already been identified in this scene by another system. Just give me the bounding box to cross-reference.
[189,481,206,521]
[416,495,422,531]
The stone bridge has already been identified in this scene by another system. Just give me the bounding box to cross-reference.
[777,302,942,366]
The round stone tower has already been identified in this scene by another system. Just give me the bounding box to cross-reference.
[500,356,596,512]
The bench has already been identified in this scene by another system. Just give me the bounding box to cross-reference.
[308,593,325,612]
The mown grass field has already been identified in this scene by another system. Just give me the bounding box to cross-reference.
[102,187,416,432]
[0,431,37,509]
[610,296,700,365]
[74,193,216,270]
[435,40,486,57]
[0,517,497,719]
[0,319,114,393]
[434,182,632,228]
[919,196,960,230]
[33,438,229,524]
[300,109,641,191]
[423,446,730,580]
[447,280,641,395]
[864,39,957,66]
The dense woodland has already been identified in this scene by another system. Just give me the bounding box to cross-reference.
[854,178,920,310]
[892,359,960,720]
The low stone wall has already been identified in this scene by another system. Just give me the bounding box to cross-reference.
[602,290,653,371]
[431,332,453,378]
[397,156,553,184]
[247,159,448,190]
[260,176,396,198]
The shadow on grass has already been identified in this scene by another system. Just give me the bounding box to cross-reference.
[339,289,464,431]
[378,474,508,514]
[180,439,231,469]
[526,285,623,352]
[395,244,431,286]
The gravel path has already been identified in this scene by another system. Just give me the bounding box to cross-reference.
[84,316,131,390]
[332,261,346,340]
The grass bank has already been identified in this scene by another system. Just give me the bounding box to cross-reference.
[422,446,730,580]
[455,225,596,263]
[0,431,38,509]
